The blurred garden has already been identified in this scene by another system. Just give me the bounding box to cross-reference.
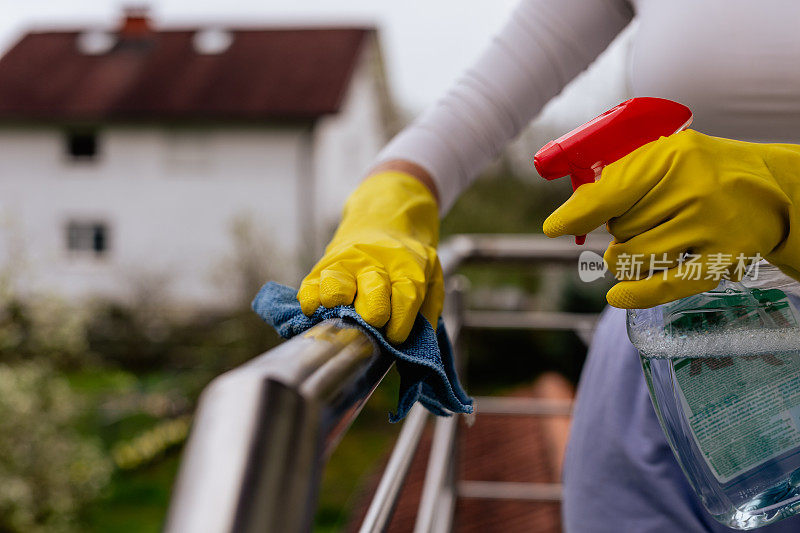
[0,281,279,532]
[0,171,611,532]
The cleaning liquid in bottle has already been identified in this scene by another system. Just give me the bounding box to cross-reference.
[628,262,800,529]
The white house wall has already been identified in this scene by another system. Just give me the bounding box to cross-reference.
[0,126,305,308]
[312,39,388,253]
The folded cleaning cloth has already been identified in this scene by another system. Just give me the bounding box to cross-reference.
[252,282,473,422]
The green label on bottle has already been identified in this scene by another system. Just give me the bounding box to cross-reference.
[673,353,800,483]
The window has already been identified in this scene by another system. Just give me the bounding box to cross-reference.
[66,130,99,160]
[66,221,109,256]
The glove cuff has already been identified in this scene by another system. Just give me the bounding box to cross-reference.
[763,144,800,281]
[338,171,440,247]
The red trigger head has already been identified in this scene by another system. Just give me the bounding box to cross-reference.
[533,97,693,246]
[533,141,569,181]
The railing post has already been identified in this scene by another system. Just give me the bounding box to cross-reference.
[359,404,429,533]
[413,274,470,533]
[414,415,459,533]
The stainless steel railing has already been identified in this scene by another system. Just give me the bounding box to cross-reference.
[165,234,608,533]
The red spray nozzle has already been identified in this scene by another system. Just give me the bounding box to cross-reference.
[534,97,693,244]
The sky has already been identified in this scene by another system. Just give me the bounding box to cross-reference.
[0,0,521,113]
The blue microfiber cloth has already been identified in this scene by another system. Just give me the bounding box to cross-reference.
[252,282,473,422]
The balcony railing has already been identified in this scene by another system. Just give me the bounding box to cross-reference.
[164,234,608,533]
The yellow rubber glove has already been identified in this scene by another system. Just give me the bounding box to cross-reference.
[543,130,800,308]
[298,171,444,344]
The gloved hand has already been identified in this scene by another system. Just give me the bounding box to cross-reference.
[298,171,443,344]
[543,130,800,308]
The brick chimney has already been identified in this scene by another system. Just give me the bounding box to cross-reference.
[119,6,152,39]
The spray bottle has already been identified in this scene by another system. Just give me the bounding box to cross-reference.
[535,98,800,529]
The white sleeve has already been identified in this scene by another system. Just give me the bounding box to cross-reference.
[376,0,634,213]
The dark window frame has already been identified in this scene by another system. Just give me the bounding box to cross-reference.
[65,129,100,161]
[66,220,110,256]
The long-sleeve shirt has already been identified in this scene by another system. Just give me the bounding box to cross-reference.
[377,0,800,212]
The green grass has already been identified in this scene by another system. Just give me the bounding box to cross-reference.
[82,454,181,533]
[314,424,399,532]
[64,368,200,532]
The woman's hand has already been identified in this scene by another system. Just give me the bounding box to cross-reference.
[543,130,800,308]
[298,171,443,344]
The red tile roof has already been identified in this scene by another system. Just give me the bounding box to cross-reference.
[0,26,373,123]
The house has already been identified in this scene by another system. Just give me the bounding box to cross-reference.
[0,8,395,308]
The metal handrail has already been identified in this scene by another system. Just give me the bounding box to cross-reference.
[164,320,391,533]
[165,234,607,533]
[439,233,608,276]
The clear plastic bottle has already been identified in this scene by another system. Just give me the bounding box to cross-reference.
[627,262,800,530]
